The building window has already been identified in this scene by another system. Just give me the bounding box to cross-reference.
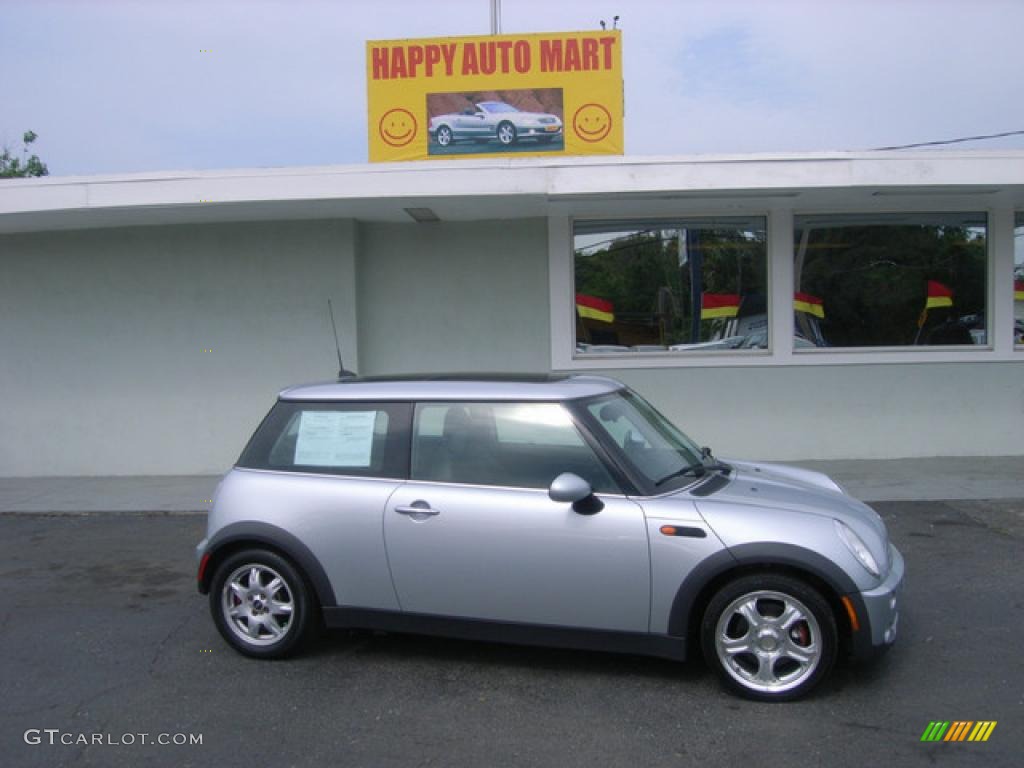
[572,217,768,355]
[794,213,988,349]
[1015,212,1024,347]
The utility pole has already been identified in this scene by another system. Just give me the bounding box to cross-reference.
[490,0,502,34]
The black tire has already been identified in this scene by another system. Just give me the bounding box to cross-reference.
[496,121,517,146]
[210,549,314,659]
[700,573,837,701]
[436,125,453,147]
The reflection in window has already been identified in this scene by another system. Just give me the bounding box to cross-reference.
[1015,212,1024,346]
[573,218,768,354]
[411,402,618,492]
[794,213,988,348]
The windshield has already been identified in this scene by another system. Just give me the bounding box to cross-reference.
[479,102,518,113]
[582,390,704,490]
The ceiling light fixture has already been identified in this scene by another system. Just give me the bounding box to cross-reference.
[403,207,441,223]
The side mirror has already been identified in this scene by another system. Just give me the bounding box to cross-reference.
[548,473,603,515]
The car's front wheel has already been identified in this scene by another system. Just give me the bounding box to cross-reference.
[210,549,313,658]
[497,121,517,145]
[701,574,837,701]
[436,125,453,147]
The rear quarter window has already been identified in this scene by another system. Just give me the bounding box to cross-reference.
[237,401,411,478]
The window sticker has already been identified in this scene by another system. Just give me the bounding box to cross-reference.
[294,410,377,467]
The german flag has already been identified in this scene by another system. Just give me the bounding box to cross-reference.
[793,291,825,319]
[700,293,741,320]
[575,293,614,323]
[1015,279,1024,301]
[926,280,954,309]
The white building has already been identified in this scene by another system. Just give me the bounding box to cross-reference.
[2,150,1022,476]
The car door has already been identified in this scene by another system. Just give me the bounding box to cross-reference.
[383,400,651,633]
[454,109,486,137]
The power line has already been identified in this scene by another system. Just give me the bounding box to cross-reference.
[871,129,1024,151]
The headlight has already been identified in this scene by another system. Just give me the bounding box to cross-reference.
[834,519,880,577]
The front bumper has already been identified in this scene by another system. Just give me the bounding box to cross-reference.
[852,543,904,656]
[521,126,562,137]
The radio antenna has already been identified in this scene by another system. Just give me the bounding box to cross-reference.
[327,299,357,379]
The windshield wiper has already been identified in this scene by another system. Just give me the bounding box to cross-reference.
[654,460,731,488]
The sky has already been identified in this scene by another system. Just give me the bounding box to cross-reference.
[3,0,1024,177]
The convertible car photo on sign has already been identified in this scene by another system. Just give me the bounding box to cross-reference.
[427,89,564,155]
[196,374,903,701]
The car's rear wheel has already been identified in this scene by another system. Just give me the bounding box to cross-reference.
[701,574,836,701]
[210,549,313,658]
[436,125,453,147]
[497,121,517,145]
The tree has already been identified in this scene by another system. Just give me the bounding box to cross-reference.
[0,130,49,178]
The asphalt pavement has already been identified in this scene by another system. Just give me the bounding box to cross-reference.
[1,500,1022,767]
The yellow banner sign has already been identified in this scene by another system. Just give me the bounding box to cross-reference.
[366,30,623,162]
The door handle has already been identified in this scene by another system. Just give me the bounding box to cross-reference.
[395,503,440,517]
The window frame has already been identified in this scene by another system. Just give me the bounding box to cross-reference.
[550,207,1022,369]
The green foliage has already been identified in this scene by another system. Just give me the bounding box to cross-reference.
[0,130,49,178]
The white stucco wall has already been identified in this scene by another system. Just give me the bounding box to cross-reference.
[356,220,551,374]
[0,220,358,476]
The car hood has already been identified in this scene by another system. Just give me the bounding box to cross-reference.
[697,459,888,550]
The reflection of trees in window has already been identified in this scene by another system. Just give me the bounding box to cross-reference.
[574,223,767,347]
[796,215,987,347]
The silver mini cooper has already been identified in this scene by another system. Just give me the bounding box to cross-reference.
[197,374,903,701]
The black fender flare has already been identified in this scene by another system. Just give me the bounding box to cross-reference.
[199,521,337,608]
[667,542,864,639]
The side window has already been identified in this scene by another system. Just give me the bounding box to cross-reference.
[238,401,408,478]
[411,401,619,493]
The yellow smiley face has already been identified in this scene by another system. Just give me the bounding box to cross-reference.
[572,103,612,143]
[379,108,418,147]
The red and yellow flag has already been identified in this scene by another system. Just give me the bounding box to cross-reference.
[926,280,954,309]
[575,293,615,323]
[793,291,825,319]
[700,293,740,320]
[1015,279,1024,301]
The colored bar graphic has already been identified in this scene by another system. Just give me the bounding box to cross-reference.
[921,721,949,741]
[944,721,972,741]
[921,720,996,742]
[968,722,997,742]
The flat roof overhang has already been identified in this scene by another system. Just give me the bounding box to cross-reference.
[2,150,1024,234]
